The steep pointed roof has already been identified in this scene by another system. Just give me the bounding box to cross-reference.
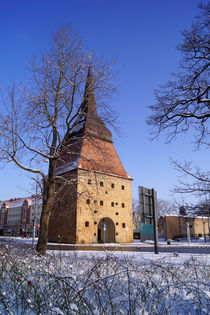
[81,65,98,116]
[56,66,131,179]
[69,64,112,143]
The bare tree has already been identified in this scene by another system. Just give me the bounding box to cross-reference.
[133,197,176,219]
[0,25,115,254]
[157,199,177,217]
[172,159,210,196]
[148,2,210,196]
[132,198,140,215]
[148,3,209,145]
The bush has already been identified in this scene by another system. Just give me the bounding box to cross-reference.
[0,244,209,314]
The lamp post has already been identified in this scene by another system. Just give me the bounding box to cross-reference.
[152,189,159,254]
[32,190,37,250]
[204,186,210,240]
[202,217,206,243]
[22,205,27,237]
[32,163,39,250]
[186,222,191,244]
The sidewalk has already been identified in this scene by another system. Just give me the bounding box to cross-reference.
[1,236,210,253]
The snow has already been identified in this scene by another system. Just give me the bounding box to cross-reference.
[55,158,80,175]
[0,237,210,314]
[70,120,85,134]
[0,197,38,208]
[165,214,209,219]
[31,197,42,205]
[62,250,210,266]
[146,238,210,247]
[2,235,210,248]
[7,198,26,208]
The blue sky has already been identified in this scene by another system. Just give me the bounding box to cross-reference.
[0,0,207,202]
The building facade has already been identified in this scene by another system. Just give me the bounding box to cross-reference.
[0,196,42,236]
[159,215,209,240]
[48,65,133,244]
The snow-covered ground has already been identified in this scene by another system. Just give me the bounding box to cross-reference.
[1,235,210,246]
[65,250,210,264]
[0,241,209,314]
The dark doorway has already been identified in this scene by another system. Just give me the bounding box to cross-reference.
[98,217,115,243]
[98,228,101,242]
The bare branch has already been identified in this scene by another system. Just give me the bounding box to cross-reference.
[148,3,210,146]
[0,25,117,255]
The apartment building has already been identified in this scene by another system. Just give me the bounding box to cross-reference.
[0,195,42,236]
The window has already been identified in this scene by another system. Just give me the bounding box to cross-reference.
[94,200,97,204]
[121,185,125,190]
[111,183,115,188]
[116,222,119,226]
[100,181,104,187]
[94,221,97,225]
[87,199,90,205]
[94,210,98,214]
[88,179,91,185]
[116,232,118,236]
[111,202,114,207]
[116,212,119,215]
[122,223,126,228]
[100,200,103,206]
[122,203,125,208]
[85,221,89,227]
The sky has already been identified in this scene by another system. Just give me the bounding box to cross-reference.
[0,0,208,203]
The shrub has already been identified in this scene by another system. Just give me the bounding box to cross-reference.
[0,244,209,314]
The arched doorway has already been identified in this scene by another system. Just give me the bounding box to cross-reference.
[98,217,115,243]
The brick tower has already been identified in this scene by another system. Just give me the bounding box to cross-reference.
[48,66,133,244]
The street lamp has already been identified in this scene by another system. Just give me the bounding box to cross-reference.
[186,222,191,244]
[204,186,210,240]
[207,193,210,239]
[202,216,206,243]
[32,194,38,250]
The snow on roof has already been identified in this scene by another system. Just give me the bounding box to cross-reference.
[25,198,33,206]
[165,214,209,219]
[0,196,43,209]
[31,197,43,206]
[70,120,85,134]
[4,202,10,208]
[8,198,26,208]
[55,158,80,176]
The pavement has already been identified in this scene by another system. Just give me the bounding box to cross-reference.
[0,236,210,254]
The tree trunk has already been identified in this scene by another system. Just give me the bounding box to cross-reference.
[36,160,56,255]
